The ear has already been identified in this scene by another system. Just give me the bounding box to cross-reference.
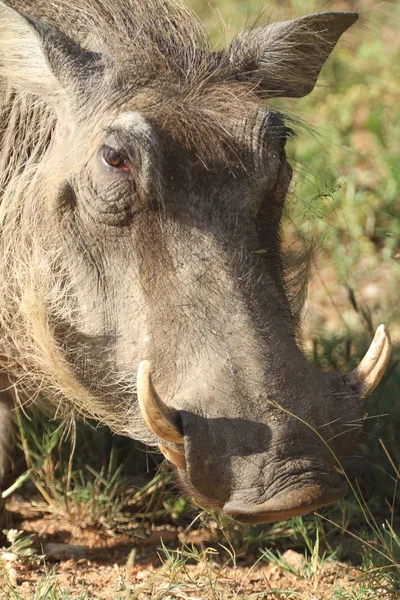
[0,1,103,102]
[229,12,358,98]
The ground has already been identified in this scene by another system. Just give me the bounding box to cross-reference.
[0,498,388,600]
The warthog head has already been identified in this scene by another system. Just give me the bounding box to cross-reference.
[0,0,391,522]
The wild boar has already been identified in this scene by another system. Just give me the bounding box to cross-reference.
[0,0,391,524]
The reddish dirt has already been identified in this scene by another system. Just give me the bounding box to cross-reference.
[1,497,393,600]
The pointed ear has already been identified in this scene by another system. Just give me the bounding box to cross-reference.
[229,12,358,98]
[0,1,103,102]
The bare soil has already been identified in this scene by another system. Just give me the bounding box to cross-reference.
[0,497,392,600]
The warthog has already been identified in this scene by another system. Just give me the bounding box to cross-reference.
[0,0,391,525]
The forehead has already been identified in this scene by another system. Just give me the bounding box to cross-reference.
[107,112,159,150]
[113,112,154,133]
[100,98,288,172]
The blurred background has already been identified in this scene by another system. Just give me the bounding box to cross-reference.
[191,0,400,349]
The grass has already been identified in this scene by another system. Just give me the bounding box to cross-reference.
[1,0,400,598]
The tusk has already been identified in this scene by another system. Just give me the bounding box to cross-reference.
[137,360,184,444]
[159,444,186,469]
[346,324,391,399]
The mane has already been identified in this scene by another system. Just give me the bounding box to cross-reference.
[3,0,267,164]
[0,0,309,440]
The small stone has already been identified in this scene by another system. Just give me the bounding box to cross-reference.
[0,552,18,562]
[281,549,306,568]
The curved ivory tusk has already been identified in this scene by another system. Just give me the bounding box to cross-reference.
[346,324,391,399]
[159,443,186,469]
[137,360,184,444]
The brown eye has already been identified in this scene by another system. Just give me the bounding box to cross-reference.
[102,146,129,170]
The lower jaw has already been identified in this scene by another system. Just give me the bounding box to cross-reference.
[222,481,348,524]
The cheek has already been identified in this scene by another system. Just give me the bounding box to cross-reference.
[255,156,292,218]
[280,152,293,188]
[73,173,138,226]
[57,220,149,362]
[57,181,77,213]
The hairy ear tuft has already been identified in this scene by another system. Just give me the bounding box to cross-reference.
[0,1,61,99]
[229,12,358,98]
[0,1,102,102]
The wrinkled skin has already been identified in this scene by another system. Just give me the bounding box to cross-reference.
[0,0,381,524]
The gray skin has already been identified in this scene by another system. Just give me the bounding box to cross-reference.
[0,0,363,524]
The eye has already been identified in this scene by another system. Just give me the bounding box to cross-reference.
[102,146,130,170]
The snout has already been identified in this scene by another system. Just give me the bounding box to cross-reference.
[223,480,348,524]
[135,359,391,524]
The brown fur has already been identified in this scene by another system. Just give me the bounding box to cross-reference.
[0,0,363,521]
[0,0,307,431]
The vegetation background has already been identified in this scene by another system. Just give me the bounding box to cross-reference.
[1,0,399,598]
